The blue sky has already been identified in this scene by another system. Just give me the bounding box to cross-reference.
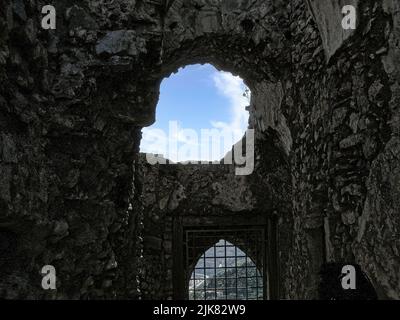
[140,64,249,162]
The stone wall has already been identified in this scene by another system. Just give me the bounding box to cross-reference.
[138,159,258,299]
[0,0,399,299]
[136,132,291,299]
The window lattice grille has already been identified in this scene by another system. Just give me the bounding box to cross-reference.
[186,229,265,300]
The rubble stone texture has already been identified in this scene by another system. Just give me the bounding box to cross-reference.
[0,0,399,299]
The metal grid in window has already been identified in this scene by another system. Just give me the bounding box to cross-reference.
[186,228,265,300]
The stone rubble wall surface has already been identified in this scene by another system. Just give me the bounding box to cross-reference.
[0,0,399,299]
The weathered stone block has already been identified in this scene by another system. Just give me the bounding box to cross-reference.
[306,0,359,60]
[95,30,146,57]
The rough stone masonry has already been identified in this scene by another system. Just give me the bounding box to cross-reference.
[0,0,399,299]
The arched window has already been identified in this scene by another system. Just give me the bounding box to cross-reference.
[188,239,263,300]
[140,64,250,163]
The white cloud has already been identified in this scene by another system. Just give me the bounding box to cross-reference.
[211,71,249,142]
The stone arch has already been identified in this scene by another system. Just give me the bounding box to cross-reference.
[92,0,293,143]
[187,236,264,278]
[188,238,264,300]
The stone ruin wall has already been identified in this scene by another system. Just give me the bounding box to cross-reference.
[0,0,399,299]
[138,161,259,300]
[136,133,291,299]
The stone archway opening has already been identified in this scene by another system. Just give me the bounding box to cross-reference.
[139,63,251,164]
[188,238,264,300]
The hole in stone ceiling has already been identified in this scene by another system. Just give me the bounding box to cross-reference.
[140,64,251,163]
